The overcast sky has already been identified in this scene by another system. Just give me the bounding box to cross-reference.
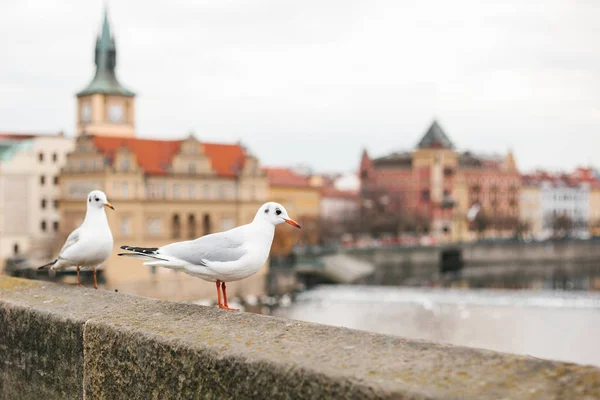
[1,0,599,173]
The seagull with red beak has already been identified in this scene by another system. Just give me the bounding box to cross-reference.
[118,202,301,310]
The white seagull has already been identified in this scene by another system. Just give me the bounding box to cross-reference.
[118,202,301,310]
[39,190,115,289]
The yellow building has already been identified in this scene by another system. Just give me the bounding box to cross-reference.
[264,168,320,256]
[589,183,600,236]
[56,9,270,302]
[59,136,268,301]
[519,181,542,237]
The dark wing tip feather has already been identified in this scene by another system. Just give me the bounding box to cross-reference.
[38,259,57,270]
[120,246,159,254]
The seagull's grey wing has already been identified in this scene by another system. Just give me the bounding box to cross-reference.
[160,228,247,266]
[58,228,81,257]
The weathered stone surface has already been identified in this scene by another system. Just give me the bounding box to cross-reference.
[1,275,600,399]
[0,279,84,400]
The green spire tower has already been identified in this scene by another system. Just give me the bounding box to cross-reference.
[76,5,136,137]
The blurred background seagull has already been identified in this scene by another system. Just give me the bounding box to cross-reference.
[118,202,301,310]
[39,190,115,289]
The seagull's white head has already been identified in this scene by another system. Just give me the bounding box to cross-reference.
[256,202,301,229]
[86,190,114,211]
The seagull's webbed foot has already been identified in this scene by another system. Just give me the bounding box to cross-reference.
[220,281,238,311]
[218,304,239,311]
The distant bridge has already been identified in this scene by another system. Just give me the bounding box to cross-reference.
[269,238,600,292]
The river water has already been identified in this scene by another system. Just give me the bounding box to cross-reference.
[273,285,600,367]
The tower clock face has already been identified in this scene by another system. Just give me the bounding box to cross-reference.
[108,104,124,123]
[81,104,91,123]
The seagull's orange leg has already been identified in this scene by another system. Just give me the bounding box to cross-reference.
[219,281,238,311]
[93,267,98,290]
[216,280,223,307]
[76,266,84,287]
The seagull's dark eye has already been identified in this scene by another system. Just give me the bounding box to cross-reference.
[88,198,91,203]
[264,207,269,214]
[275,208,282,216]
[95,197,99,202]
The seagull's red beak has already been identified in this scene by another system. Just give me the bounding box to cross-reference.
[104,202,115,210]
[284,218,302,229]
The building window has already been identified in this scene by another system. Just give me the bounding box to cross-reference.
[41,199,47,209]
[219,184,226,199]
[203,214,211,235]
[148,183,167,199]
[13,243,19,255]
[53,199,58,209]
[40,220,47,232]
[203,184,210,199]
[188,184,195,199]
[173,184,180,199]
[188,214,196,239]
[188,163,196,174]
[172,214,181,239]
[54,176,59,185]
[146,219,161,237]
[122,182,129,199]
[53,221,59,232]
[38,152,44,162]
[40,175,45,185]
[120,157,130,171]
[421,189,430,202]
[52,153,58,163]
[249,185,256,200]
[120,217,131,237]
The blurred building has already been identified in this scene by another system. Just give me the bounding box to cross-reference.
[590,184,600,236]
[0,133,74,268]
[318,186,359,223]
[54,8,269,301]
[570,168,600,235]
[521,171,590,238]
[520,178,543,237]
[264,167,320,256]
[359,120,520,242]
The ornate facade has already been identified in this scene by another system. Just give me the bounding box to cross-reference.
[359,120,521,241]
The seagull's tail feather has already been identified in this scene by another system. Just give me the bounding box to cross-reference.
[118,245,169,262]
[38,259,57,270]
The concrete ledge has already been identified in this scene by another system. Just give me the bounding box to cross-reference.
[1,276,600,399]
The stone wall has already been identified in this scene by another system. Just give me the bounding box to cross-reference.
[1,275,600,399]
[345,239,600,285]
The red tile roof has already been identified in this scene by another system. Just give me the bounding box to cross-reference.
[203,142,245,177]
[264,167,312,188]
[521,170,597,188]
[91,136,246,177]
[570,167,597,183]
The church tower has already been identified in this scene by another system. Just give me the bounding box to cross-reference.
[76,7,135,137]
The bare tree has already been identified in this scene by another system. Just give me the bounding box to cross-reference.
[472,212,489,239]
[359,186,408,236]
[552,213,573,236]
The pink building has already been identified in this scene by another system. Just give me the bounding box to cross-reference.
[359,121,520,240]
